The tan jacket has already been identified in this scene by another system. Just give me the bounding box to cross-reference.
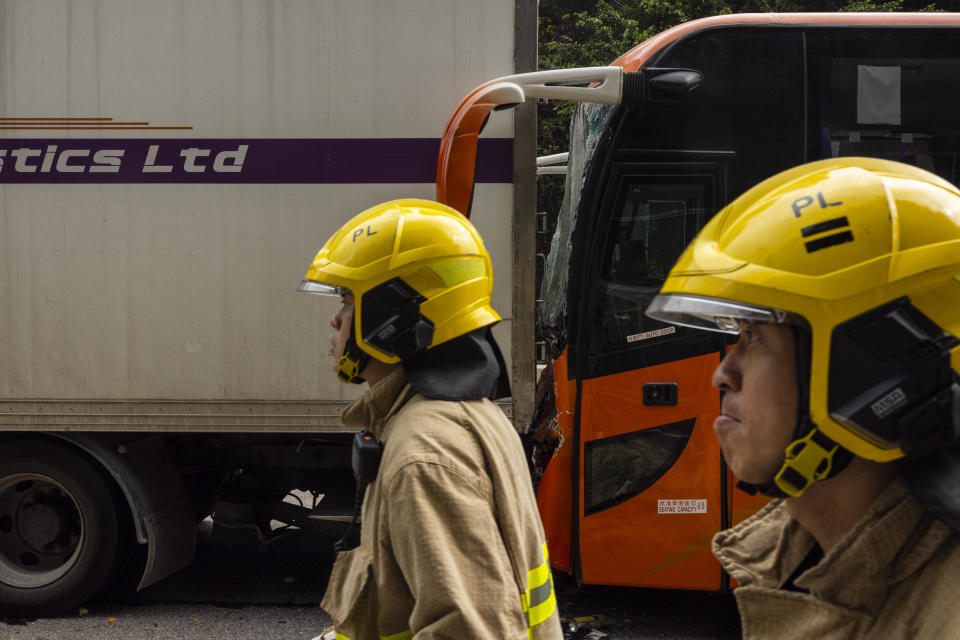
[714,479,960,639]
[320,369,563,640]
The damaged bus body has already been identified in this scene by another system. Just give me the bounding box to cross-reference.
[437,12,960,589]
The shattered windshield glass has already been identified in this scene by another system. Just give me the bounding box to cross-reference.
[540,101,615,345]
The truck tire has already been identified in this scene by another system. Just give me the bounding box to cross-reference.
[0,440,120,616]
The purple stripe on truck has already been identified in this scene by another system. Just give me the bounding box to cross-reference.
[0,138,513,183]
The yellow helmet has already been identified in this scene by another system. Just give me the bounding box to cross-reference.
[647,157,960,497]
[298,199,500,383]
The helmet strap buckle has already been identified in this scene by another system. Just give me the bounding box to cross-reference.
[776,428,839,497]
[336,353,361,383]
[337,329,370,384]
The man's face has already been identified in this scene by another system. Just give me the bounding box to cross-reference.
[329,292,354,374]
[711,322,799,484]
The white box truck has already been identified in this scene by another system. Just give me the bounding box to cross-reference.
[0,0,537,616]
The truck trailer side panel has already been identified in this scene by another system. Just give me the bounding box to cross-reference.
[0,0,519,419]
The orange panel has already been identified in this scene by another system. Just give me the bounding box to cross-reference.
[537,350,576,573]
[577,352,725,590]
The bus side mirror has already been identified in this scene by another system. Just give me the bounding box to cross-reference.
[645,68,702,104]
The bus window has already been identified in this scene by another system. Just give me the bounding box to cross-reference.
[584,418,694,515]
[625,29,805,198]
[806,29,960,185]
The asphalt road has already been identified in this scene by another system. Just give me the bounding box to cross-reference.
[0,520,741,640]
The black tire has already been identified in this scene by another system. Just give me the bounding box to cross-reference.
[0,440,120,617]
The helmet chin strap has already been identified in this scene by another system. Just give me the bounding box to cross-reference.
[738,420,853,499]
[337,325,371,385]
[736,326,853,499]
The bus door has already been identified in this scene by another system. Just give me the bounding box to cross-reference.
[567,157,732,589]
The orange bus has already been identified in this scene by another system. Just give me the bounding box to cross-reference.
[436,13,960,590]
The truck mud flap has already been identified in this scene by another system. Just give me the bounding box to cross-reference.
[139,495,197,590]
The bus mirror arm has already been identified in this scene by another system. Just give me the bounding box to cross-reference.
[437,66,700,216]
[493,67,624,104]
[435,81,525,217]
[436,68,625,217]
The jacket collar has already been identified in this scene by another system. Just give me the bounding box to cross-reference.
[340,367,416,440]
[714,478,949,610]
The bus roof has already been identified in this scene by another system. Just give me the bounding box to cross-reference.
[613,12,960,72]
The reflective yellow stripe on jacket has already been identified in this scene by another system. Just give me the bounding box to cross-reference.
[334,543,555,640]
[521,543,557,637]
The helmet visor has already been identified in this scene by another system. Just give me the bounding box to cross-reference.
[646,294,799,334]
[297,280,349,296]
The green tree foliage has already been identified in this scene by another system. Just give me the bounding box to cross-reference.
[536,0,948,215]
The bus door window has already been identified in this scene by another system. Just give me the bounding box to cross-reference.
[589,173,716,375]
[596,182,703,351]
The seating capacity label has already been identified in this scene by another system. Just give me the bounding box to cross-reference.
[658,499,707,514]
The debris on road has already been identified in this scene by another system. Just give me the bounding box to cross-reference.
[561,614,607,638]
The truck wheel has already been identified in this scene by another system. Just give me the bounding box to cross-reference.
[0,441,120,616]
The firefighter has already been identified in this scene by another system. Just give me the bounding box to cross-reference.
[646,157,960,638]
[299,199,562,640]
